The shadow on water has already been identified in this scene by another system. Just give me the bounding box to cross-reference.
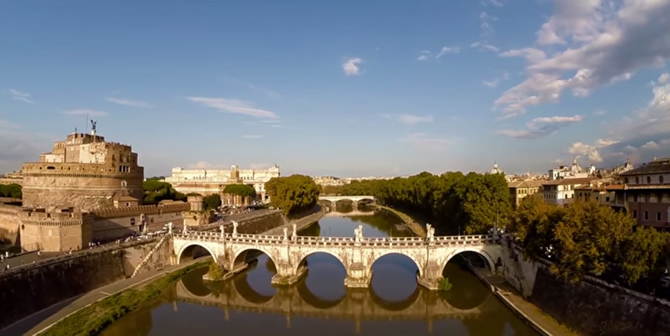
[100,210,540,336]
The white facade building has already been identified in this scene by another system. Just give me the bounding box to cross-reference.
[542,177,595,207]
[164,164,280,202]
[548,158,595,181]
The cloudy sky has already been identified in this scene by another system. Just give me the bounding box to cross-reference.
[1,0,669,177]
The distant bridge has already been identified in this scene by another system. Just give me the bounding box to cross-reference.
[318,195,376,204]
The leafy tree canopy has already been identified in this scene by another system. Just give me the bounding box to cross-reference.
[203,194,222,210]
[265,175,319,217]
[0,184,22,199]
[513,196,670,286]
[222,184,256,197]
[142,180,186,205]
[321,172,511,235]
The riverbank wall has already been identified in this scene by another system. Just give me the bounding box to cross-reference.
[0,238,179,329]
[502,243,670,336]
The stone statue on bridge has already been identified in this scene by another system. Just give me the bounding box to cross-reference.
[167,222,173,234]
[354,225,364,242]
[291,223,297,240]
[183,222,188,234]
[426,224,435,242]
[220,225,225,238]
[283,227,289,241]
[232,221,239,237]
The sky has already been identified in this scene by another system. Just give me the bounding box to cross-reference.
[1,0,669,178]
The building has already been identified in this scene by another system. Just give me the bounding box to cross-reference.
[0,125,195,252]
[618,158,670,229]
[21,125,144,210]
[542,177,596,207]
[490,162,503,175]
[573,179,617,206]
[164,164,280,203]
[508,180,543,208]
[548,157,595,181]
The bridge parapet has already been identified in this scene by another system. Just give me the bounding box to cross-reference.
[173,230,503,291]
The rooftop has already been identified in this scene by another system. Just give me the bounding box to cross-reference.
[619,158,670,176]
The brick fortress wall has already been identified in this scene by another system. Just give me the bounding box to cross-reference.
[0,204,20,245]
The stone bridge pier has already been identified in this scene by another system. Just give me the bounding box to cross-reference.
[173,223,502,290]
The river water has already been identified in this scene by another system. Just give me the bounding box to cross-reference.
[101,205,538,336]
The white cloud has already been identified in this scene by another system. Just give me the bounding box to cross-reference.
[247,84,281,98]
[566,142,604,163]
[498,115,583,139]
[105,97,153,108]
[658,73,670,85]
[470,42,499,52]
[397,114,434,124]
[483,72,510,88]
[499,48,547,64]
[63,109,107,117]
[343,58,363,76]
[398,133,451,151]
[186,97,279,119]
[381,114,434,124]
[417,50,432,61]
[641,141,660,150]
[593,109,606,116]
[478,11,498,39]
[495,0,670,117]
[270,124,285,128]
[189,161,218,169]
[8,89,34,104]
[436,46,460,58]
[0,119,54,172]
[242,135,263,139]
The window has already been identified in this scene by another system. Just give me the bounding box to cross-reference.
[634,195,639,202]
[130,218,136,226]
[606,196,610,202]
[647,176,652,184]
[633,210,637,218]
[636,176,639,184]
[661,176,665,184]
[658,212,662,221]
[624,177,629,184]
[644,211,649,220]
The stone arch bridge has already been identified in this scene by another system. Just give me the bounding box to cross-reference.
[173,227,502,290]
[318,195,376,207]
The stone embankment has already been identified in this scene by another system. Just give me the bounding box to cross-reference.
[0,209,287,331]
[264,208,325,235]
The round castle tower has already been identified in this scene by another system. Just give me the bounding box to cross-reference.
[21,124,144,211]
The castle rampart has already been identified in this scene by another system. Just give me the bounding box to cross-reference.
[0,204,21,244]
[18,209,93,252]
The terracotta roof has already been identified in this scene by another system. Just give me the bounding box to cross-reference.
[542,177,596,186]
[605,184,626,191]
[115,195,137,201]
[508,180,544,188]
[619,158,670,176]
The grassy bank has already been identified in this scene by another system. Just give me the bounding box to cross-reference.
[42,261,207,336]
[376,205,427,237]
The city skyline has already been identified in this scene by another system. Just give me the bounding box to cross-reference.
[1,1,669,177]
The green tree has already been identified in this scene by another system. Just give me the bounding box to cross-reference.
[613,226,670,285]
[203,194,222,210]
[265,175,319,217]
[0,184,22,199]
[142,180,185,204]
[222,184,256,197]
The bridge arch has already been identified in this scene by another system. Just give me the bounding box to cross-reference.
[177,242,218,265]
[232,246,279,272]
[367,251,424,278]
[440,247,496,273]
[295,250,347,276]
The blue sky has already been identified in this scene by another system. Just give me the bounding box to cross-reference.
[1,0,669,178]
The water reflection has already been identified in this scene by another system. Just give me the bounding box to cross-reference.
[101,209,539,336]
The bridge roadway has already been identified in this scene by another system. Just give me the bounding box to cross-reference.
[318,195,376,203]
[173,228,502,291]
[173,270,499,330]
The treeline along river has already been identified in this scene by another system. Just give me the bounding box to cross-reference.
[100,204,539,336]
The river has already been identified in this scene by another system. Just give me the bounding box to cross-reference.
[101,205,539,336]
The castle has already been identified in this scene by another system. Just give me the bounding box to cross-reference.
[0,123,196,252]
